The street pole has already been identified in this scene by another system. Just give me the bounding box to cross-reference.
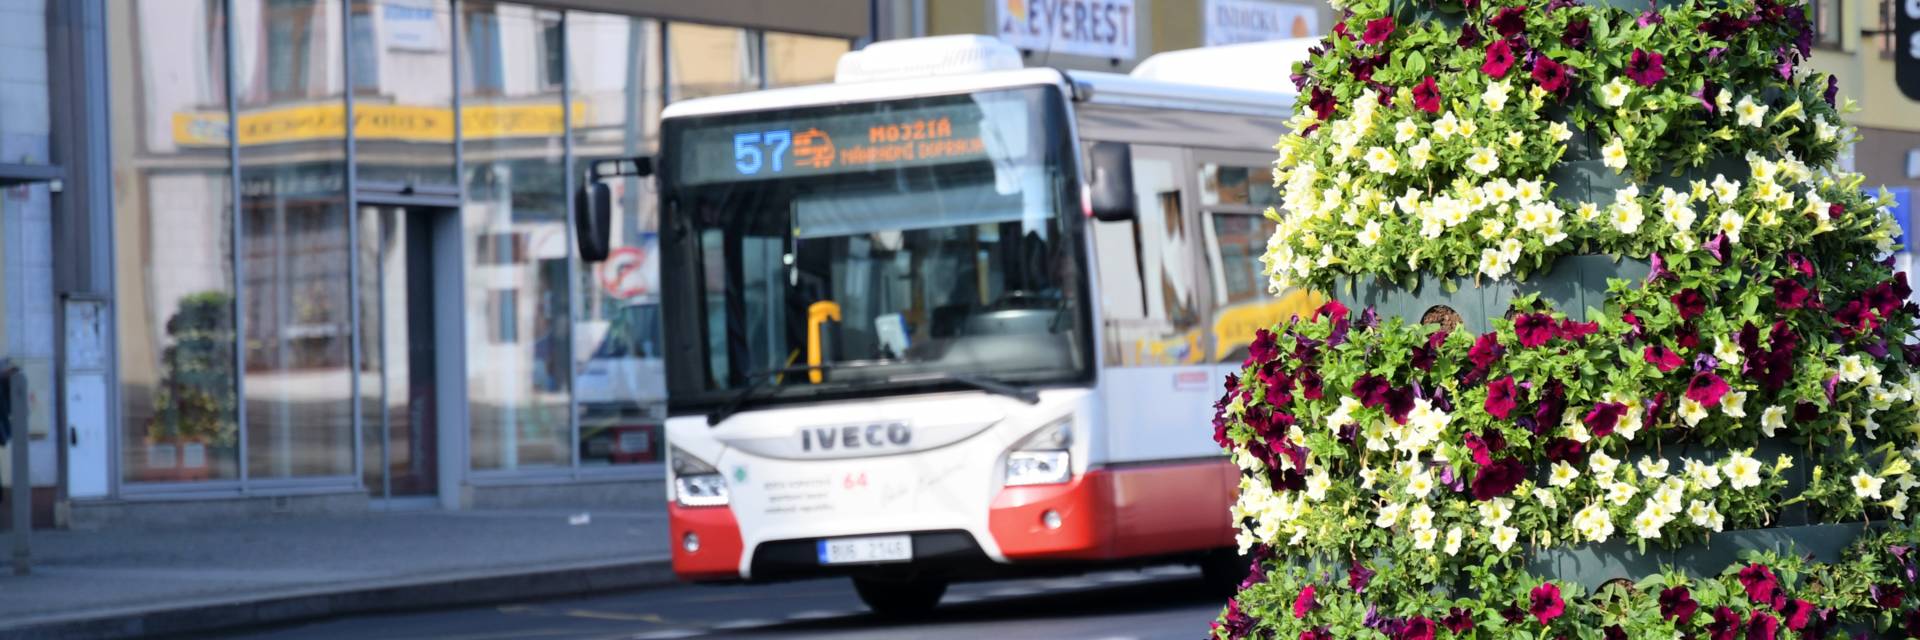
[8,365,29,575]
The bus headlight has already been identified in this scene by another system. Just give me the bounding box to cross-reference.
[1005,417,1073,487]
[671,445,730,507]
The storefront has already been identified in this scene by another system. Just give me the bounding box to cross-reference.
[1,0,864,525]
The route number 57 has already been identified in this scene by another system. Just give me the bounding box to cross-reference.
[734,129,792,175]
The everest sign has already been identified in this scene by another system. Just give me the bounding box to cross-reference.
[995,0,1137,60]
[1901,0,1920,100]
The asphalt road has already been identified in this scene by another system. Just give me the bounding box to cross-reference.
[218,566,1225,640]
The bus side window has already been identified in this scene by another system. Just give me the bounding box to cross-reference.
[1199,163,1306,364]
[1092,145,1202,367]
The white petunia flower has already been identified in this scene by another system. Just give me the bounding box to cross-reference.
[1483,80,1511,112]
[1413,526,1439,551]
[1601,137,1628,171]
[1600,78,1632,108]
[1490,525,1519,553]
[1638,457,1670,479]
[1609,199,1645,234]
[1679,397,1709,427]
[1444,526,1464,556]
[1721,391,1747,418]
[1735,95,1769,128]
[1375,502,1405,528]
[1358,220,1384,247]
[1395,118,1419,145]
[1854,470,1886,500]
[1466,147,1501,175]
[1549,461,1581,487]
[1760,405,1787,438]
[1685,457,1723,490]
[1725,453,1763,490]
[1364,146,1400,175]
[1711,174,1741,204]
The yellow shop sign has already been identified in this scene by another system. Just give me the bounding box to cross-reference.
[173,103,586,147]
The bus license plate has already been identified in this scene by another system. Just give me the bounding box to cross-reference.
[817,535,913,565]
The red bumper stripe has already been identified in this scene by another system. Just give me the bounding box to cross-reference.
[669,502,745,581]
[988,459,1236,561]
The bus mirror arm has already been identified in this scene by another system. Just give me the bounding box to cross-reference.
[575,157,654,263]
[1087,141,1136,222]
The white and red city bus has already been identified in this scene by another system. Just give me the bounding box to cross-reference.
[654,35,1321,614]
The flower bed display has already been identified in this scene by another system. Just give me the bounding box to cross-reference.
[1209,0,1920,636]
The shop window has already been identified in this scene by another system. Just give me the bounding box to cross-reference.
[1811,0,1843,50]
[463,3,569,471]
[668,22,761,102]
[111,0,243,484]
[463,7,504,94]
[765,32,850,88]
[263,0,321,101]
[350,6,379,92]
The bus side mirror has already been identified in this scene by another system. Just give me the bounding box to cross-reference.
[575,181,612,262]
[575,156,654,263]
[1087,141,1135,222]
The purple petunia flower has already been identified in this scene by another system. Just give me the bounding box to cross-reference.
[1626,49,1666,86]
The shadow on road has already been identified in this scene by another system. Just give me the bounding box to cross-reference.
[731,576,1223,635]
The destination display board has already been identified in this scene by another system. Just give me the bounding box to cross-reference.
[672,99,1013,186]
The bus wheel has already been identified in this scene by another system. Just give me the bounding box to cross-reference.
[1199,550,1247,597]
[852,576,947,617]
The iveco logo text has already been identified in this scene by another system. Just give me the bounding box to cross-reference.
[800,422,912,452]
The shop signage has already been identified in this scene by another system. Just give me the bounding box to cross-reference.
[995,0,1137,60]
[1203,0,1319,46]
[382,0,443,52]
[172,103,587,147]
[1899,0,1920,100]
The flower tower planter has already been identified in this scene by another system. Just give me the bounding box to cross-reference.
[1211,0,1920,637]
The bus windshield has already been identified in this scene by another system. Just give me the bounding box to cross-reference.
[659,85,1088,407]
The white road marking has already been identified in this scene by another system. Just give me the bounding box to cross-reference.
[985,587,1040,598]
[711,619,777,630]
[943,594,981,604]
[628,631,705,640]
[786,609,855,621]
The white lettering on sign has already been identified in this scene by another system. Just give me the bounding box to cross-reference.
[1907,0,1920,18]
[995,0,1137,61]
[1204,0,1319,46]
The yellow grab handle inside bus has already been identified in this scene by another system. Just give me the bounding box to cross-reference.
[806,301,841,384]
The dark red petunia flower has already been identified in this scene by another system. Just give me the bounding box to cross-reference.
[1787,253,1816,277]
[1292,584,1317,619]
[1779,598,1814,630]
[1746,610,1778,640]
[1485,376,1521,420]
[1515,313,1556,347]
[1349,560,1375,593]
[1875,583,1906,609]
[1773,278,1812,310]
[1308,87,1336,121]
[1482,40,1516,77]
[1413,76,1442,114]
[1584,402,1628,437]
[1362,16,1396,45]
[1412,329,1448,371]
[1686,371,1731,406]
[1469,333,1504,368]
[1298,628,1332,640]
[1660,586,1699,622]
[1529,582,1565,625]
[1352,374,1391,408]
[1441,608,1474,634]
[1545,437,1583,463]
[1531,56,1570,95]
[1645,345,1685,372]
[1396,616,1436,640]
[1248,328,1278,364]
[1739,564,1784,608]
[1556,319,1599,341]
[1384,386,1416,425]
[1706,606,1741,640]
[1671,288,1707,321]
[1563,18,1590,48]
[1299,367,1324,401]
[1489,6,1527,38]
[1472,457,1526,500]
[1835,300,1880,338]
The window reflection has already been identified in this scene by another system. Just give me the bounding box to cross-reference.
[237,0,354,479]
[463,4,570,471]
[765,32,848,88]
[668,22,761,102]
[570,11,663,466]
[0,0,49,165]
[111,0,241,483]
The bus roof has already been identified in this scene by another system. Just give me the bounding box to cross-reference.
[661,37,1304,122]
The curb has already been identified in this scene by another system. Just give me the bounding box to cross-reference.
[0,557,678,639]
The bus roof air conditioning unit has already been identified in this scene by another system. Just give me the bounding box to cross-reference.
[835,35,1025,84]
[1128,38,1320,95]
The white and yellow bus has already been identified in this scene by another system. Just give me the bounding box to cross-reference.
[650,35,1319,614]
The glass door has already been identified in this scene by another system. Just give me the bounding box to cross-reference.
[359,205,440,498]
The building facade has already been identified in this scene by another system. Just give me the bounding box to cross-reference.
[883,0,1331,72]
[1,0,861,527]
[1807,0,1918,222]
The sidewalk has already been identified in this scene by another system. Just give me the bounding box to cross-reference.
[0,507,675,639]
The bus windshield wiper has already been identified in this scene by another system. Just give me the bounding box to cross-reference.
[885,372,1041,405]
[706,362,889,426]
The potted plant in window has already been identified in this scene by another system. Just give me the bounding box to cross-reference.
[146,291,237,481]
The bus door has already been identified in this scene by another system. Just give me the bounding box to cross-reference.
[1088,143,1217,464]
[1194,151,1323,388]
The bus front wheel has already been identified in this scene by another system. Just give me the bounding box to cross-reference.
[852,576,948,617]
